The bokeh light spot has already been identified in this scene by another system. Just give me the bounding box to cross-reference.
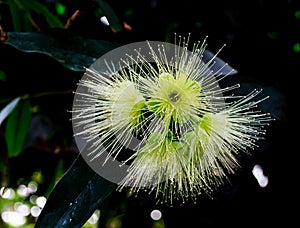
[150,209,162,221]
[252,164,268,188]
[293,43,300,53]
[36,196,47,208]
[56,3,66,15]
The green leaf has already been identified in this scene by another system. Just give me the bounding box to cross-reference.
[7,0,30,32]
[7,0,63,31]
[4,31,120,72]
[4,99,32,157]
[0,97,20,126]
[22,0,64,28]
[7,0,21,31]
[35,154,117,228]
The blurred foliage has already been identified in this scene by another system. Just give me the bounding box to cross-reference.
[5,98,31,157]
[0,0,290,227]
[6,0,64,31]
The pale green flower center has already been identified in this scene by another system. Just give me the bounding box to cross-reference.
[111,80,145,130]
[147,72,202,124]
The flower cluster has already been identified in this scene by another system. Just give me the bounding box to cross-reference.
[72,35,272,204]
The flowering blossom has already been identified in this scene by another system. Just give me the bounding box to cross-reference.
[72,35,272,204]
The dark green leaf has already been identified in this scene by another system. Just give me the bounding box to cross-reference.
[4,99,31,157]
[7,0,60,32]
[35,154,117,228]
[5,31,120,72]
[22,0,64,28]
[0,97,20,126]
[7,0,20,31]
[7,0,27,31]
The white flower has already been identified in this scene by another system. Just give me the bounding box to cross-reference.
[72,35,272,205]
